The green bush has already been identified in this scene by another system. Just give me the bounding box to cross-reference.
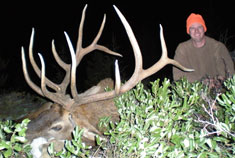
[2,76,234,157]
[0,119,32,158]
[217,75,235,128]
[98,77,235,157]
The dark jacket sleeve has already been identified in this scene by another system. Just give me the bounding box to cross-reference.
[215,43,235,77]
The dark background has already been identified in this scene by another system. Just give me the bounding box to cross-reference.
[1,1,235,92]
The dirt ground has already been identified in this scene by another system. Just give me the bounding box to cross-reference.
[0,91,46,121]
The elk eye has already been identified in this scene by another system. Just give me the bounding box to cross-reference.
[51,125,62,131]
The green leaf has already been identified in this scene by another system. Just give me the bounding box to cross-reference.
[55,150,64,157]
[21,118,30,126]
[3,148,12,157]
[207,152,220,158]
[205,139,216,149]
[71,139,80,148]
[14,124,23,132]
[212,136,229,143]
[3,127,12,134]
[47,142,54,155]
[0,141,10,150]
[13,143,22,152]
[96,135,101,146]
[110,136,116,144]
[14,136,27,143]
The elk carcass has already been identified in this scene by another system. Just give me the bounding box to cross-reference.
[20,4,193,155]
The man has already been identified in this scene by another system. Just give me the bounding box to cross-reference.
[173,13,234,82]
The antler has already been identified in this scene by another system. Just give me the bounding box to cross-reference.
[21,5,193,110]
[21,4,122,110]
[68,5,194,106]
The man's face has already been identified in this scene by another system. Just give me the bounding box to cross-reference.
[189,23,205,42]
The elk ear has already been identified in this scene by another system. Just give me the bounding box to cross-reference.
[69,113,76,128]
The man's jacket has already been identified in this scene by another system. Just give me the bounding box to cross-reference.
[173,36,235,82]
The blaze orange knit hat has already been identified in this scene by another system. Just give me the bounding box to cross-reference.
[186,13,207,34]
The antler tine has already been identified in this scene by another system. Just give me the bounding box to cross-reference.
[38,53,46,94]
[159,24,167,59]
[91,14,122,57]
[115,60,121,94]
[158,24,194,72]
[51,40,71,93]
[29,28,61,91]
[75,4,87,57]
[113,5,144,92]
[64,32,79,100]
[51,40,70,70]
[141,24,194,80]
[75,4,122,66]
[37,52,74,109]
[21,47,44,96]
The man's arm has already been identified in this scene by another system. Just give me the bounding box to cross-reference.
[216,44,235,77]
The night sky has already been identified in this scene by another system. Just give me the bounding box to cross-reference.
[1,1,235,91]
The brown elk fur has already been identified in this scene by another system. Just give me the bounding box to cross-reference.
[24,78,119,146]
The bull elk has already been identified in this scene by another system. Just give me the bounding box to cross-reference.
[21,4,193,153]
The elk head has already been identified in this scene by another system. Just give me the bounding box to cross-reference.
[21,4,193,147]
